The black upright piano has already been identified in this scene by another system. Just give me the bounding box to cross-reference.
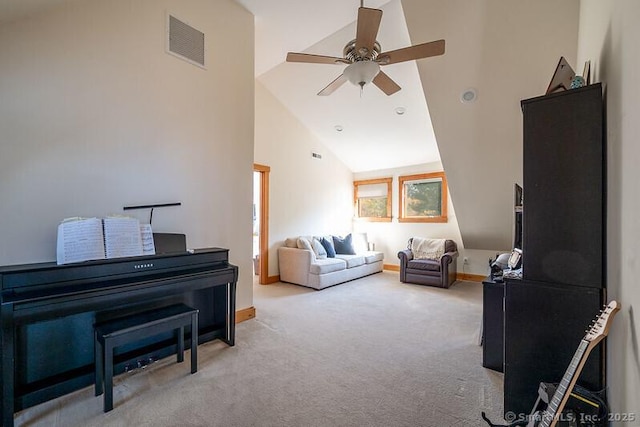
[0,248,238,427]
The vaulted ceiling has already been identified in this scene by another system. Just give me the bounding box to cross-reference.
[238,0,581,250]
[237,0,442,172]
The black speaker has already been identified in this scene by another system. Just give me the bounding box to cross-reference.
[504,280,605,417]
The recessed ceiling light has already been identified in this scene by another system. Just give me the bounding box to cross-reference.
[395,107,406,115]
[334,125,344,132]
[460,88,478,103]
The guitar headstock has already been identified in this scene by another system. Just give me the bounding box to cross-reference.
[585,300,621,343]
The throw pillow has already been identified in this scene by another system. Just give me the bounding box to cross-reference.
[320,237,336,258]
[297,237,314,253]
[284,237,299,248]
[311,238,327,259]
[351,232,368,253]
[333,234,356,255]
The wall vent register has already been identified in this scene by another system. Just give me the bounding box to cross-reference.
[167,14,205,68]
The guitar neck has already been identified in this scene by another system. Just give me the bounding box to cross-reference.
[540,339,592,427]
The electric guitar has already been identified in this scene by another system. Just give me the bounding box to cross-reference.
[527,300,621,427]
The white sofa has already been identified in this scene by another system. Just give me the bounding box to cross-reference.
[278,234,384,290]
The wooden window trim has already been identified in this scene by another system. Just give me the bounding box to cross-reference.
[398,172,448,223]
[353,177,392,222]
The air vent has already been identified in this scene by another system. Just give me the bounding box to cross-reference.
[167,14,205,68]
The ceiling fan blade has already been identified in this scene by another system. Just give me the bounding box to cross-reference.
[372,71,401,96]
[287,52,347,65]
[378,39,445,65]
[318,74,348,96]
[355,7,383,57]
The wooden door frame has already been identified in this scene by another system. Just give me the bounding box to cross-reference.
[253,164,273,284]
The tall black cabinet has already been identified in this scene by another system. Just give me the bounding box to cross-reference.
[504,83,606,416]
[522,83,605,287]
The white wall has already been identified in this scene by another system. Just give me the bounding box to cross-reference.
[0,0,255,309]
[401,0,580,251]
[254,81,354,277]
[577,0,640,422]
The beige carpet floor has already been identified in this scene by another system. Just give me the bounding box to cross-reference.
[15,271,504,427]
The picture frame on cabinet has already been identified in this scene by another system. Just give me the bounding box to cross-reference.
[583,60,591,85]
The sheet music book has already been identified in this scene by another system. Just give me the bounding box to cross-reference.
[56,217,155,265]
[103,216,144,259]
[56,218,106,265]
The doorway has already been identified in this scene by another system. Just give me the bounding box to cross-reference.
[253,164,270,285]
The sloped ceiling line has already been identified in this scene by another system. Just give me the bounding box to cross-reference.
[254,0,441,173]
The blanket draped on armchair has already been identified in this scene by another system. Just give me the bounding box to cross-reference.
[410,237,446,260]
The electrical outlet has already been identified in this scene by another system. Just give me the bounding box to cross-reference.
[463,257,469,265]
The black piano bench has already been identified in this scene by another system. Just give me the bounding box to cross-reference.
[94,303,199,412]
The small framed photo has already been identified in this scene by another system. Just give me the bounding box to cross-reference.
[508,248,522,270]
[583,60,591,85]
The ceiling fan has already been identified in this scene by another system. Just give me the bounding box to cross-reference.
[286,1,445,96]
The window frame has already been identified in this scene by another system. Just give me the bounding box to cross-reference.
[353,177,393,222]
[398,172,448,223]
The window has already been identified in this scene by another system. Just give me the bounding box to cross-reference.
[398,172,448,223]
[353,178,392,222]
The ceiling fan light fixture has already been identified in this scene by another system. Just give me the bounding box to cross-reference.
[285,5,445,97]
[343,61,380,88]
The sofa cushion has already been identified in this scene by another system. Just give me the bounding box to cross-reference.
[335,254,365,268]
[407,259,441,272]
[297,237,314,252]
[311,238,327,259]
[363,251,384,264]
[320,237,336,258]
[309,258,346,275]
[333,234,356,255]
[284,237,299,248]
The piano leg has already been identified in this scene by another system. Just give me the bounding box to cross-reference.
[95,329,104,396]
[224,281,236,346]
[104,340,114,412]
[191,311,198,374]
